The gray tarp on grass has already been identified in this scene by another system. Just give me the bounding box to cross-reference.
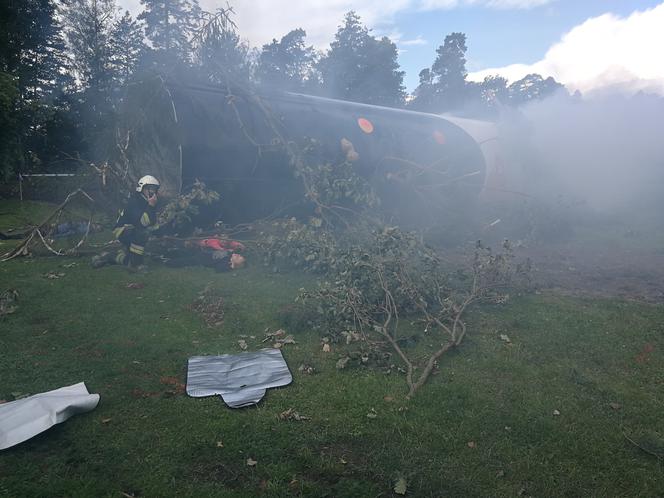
[186,349,292,408]
[0,382,99,450]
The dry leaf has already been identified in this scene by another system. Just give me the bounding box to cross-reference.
[394,477,407,495]
[499,334,511,343]
[238,339,248,350]
[322,343,331,353]
[279,408,310,421]
[609,402,622,411]
[467,441,476,449]
[366,408,377,419]
[43,271,65,279]
[246,458,257,467]
[336,357,350,369]
[216,441,224,447]
[298,364,316,375]
[339,457,347,464]
[101,418,112,424]
[553,409,561,416]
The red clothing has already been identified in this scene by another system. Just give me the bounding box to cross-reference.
[195,238,245,252]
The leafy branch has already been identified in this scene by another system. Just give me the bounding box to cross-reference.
[298,229,529,397]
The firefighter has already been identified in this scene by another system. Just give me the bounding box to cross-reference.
[92,175,160,270]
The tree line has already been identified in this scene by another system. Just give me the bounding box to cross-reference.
[0,2,568,182]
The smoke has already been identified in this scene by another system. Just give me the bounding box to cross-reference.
[499,91,664,214]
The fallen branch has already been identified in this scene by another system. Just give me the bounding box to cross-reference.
[623,432,664,460]
[1,189,96,262]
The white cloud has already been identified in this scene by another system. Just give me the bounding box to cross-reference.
[401,35,428,46]
[199,0,411,48]
[116,0,552,50]
[418,0,552,10]
[468,3,664,95]
[482,0,551,8]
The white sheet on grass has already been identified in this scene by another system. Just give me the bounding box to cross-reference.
[0,382,100,450]
[186,349,292,408]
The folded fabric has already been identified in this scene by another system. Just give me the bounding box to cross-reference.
[186,349,292,408]
[0,382,100,450]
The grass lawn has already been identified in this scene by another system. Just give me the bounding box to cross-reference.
[1,202,663,497]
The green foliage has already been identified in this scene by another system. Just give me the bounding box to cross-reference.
[61,0,117,90]
[508,73,567,104]
[138,0,201,66]
[0,0,75,179]
[157,179,221,233]
[257,28,318,92]
[0,72,20,181]
[317,11,405,107]
[296,227,445,336]
[110,11,147,84]
[290,225,530,394]
[194,7,252,85]
[256,217,339,274]
[294,138,379,212]
[412,32,468,112]
[1,0,68,100]
[412,33,569,114]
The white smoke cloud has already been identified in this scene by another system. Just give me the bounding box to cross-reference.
[469,3,664,96]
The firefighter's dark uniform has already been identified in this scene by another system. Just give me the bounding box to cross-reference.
[113,192,156,266]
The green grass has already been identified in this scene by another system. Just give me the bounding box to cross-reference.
[1,202,664,497]
[0,199,62,231]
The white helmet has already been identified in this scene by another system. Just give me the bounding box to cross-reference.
[136,175,160,192]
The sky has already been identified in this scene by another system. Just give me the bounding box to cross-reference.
[117,0,664,95]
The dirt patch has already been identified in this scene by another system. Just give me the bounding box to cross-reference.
[520,243,664,302]
[188,285,225,327]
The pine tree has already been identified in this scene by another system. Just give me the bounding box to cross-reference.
[508,73,566,105]
[257,29,316,92]
[412,32,468,112]
[317,11,405,107]
[110,11,146,84]
[61,0,118,91]
[0,0,72,178]
[194,7,252,85]
[60,0,122,161]
[1,0,69,100]
[138,0,200,67]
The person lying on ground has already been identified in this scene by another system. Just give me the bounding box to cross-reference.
[163,238,246,272]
